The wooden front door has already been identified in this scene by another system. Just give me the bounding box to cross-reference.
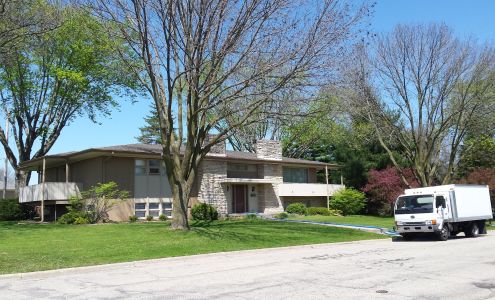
[233,185,247,213]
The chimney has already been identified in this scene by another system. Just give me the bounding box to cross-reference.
[204,134,226,156]
[255,140,282,160]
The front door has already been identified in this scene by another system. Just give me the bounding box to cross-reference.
[233,185,247,213]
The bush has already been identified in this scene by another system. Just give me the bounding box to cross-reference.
[74,216,89,225]
[159,214,167,221]
[146,215,154,221]
[329,188,366,215]
[0,199,22,221]
[285,202,307,215]
[273,212,289,219]
[191,203,219,221]
[129,215,138,222]
[57,211,89,224]
[306,207,342,216]
[244,214,258,220]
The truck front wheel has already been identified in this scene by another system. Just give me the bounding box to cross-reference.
[465,223,479,238]
[437,225,450,241]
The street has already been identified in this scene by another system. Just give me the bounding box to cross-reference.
[1,232,495,299]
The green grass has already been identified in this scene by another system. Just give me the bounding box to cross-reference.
[0,219,385,274]
[289,215,395,229]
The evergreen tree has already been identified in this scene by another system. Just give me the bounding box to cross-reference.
[136,105,161,144]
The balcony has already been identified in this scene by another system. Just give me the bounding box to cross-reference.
[278,183,344,197]
[19,182,83,203]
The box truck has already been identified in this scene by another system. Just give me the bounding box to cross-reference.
[394,185,493,241]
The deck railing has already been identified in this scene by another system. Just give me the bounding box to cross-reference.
[19,182,83,203]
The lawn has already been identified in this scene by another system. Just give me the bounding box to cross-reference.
[288,215,395,229]
[0,219,385,274]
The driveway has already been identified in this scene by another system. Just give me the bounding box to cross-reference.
[1,232,495,299]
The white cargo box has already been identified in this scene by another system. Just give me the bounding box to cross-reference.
[405,184,493,222]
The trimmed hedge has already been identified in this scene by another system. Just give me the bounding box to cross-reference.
[191,203,219,221]
[285,202,307,215]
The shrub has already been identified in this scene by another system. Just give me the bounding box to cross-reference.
[57,211,89,224]
[306,207,342,216]
[159,214,167,221]
[81,182,129,223]
[0,199,22,221]
[273,212,289,219]
[244,214,258,220]
[146,215,154,221]
[129,215,138,222]
[329,188,366,215]
[191,203,219,221]
[285,202,307,215]
[74,216,89,225]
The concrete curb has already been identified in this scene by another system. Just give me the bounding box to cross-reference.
[264,217,401,237]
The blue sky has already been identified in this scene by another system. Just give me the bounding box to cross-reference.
[2,0,495,184]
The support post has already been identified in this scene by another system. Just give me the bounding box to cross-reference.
[340,172,344,186]
[325,166,329,210]
[41,158,46,222]
[65,160,69,183]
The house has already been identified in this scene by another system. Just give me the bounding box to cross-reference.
[18,140,344,221]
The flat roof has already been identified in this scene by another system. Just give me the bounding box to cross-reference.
[19,143,341,170]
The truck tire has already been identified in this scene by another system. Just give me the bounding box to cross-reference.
[437,225,449,241]
[465,223,479,238]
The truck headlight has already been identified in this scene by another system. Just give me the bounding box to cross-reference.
[396,221,403,226]
[425,220,437,225]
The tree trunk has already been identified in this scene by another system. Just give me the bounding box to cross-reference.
[170,181,191,230]
[14,168,29,194]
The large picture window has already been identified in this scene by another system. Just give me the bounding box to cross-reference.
[283,167,308,183]
[135,159,162,175]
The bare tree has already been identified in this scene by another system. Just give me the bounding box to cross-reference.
[349,24,495,187]
[92,0,369,229]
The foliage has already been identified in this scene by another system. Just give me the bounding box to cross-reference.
[191,203,219,221]
[81,182,129,223]
[329,188,366,215]
[244,214,259,220]
[363,167,419,215]
[285,203,307,215]
[0,199,22,221]
[273,212,289,219]
[352,23,495,186]
[457,136,495,178]
[0,2,139,187]
[136,105,161,144]
[146,215,153,221]
[128,215,138,223]
[305,207,342,216]
[159,214,167,221]
[74,217,89,225]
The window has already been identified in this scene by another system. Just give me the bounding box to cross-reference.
[162,202,172,216]
[283,167,308,183]
[135,160,146,175]
[148,160,161,175]
[135,203,146,218]
[436,196,446,208]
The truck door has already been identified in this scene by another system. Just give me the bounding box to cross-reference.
[435,194,450,221]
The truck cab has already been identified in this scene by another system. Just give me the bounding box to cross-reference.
[394,193,450,240]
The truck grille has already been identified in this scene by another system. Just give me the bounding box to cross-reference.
[403,222,425,226]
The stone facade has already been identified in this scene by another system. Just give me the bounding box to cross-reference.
[261,164,284,213]
[197,160,229,214]
[255,140,282,160]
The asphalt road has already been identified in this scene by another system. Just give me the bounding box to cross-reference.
[1,232,495,300]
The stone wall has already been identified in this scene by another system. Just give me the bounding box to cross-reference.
[262,164,284,213]
[256,140,282,160]
[197,160,229,214]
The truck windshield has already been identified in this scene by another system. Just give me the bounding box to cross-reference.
[395,195,434,214]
